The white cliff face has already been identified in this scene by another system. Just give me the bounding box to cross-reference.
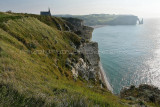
[71,67,78,79]
[79,42,100,67]
[63,18,94,41]
[64,18,112,91]
[69,57,95,81]
[79,42,112,91]
[67,41,112,91]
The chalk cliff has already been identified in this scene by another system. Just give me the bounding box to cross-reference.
[63,17,94,41]
[63,17,111,90]
[106,15,138,25]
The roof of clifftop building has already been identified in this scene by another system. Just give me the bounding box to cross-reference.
[40,8,51,16]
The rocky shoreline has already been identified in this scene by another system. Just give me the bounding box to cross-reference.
[120,84,160,105]
[99,62,113,92]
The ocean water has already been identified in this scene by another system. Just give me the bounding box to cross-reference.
[92,19,160,94]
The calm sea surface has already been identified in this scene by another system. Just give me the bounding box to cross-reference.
[92,19,160,94]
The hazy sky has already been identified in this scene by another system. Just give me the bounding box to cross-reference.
[0,0,160,18]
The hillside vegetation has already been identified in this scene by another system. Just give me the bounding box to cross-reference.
[0,12,155,106]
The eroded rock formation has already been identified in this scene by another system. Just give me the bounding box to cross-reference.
[120,84,160,104]
[63,18,111,90]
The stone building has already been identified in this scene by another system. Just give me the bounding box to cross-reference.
[40,8,51,16]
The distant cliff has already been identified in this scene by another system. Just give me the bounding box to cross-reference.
[106,15,138,25]
[54,14,139,26]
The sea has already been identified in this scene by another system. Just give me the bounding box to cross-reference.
[92,19,160,94]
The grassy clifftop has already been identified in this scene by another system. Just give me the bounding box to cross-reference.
[0,12,154,106]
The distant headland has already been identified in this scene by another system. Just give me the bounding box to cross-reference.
[54,14,143,26]
[39,9,142,26]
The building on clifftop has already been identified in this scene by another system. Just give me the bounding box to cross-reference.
[40,8,51,16]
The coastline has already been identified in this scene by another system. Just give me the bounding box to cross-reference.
[99,62,113,92]
[90,27,113,92]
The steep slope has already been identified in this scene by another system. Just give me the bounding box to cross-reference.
[0,12,154,106]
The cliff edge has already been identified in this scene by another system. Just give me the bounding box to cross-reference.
[0,12,156,106]
[0,12,121,106]
[63,17,112,91]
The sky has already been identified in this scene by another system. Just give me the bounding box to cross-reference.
[0,0,160,18]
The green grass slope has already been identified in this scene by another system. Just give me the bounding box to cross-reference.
[0,12,153,106]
